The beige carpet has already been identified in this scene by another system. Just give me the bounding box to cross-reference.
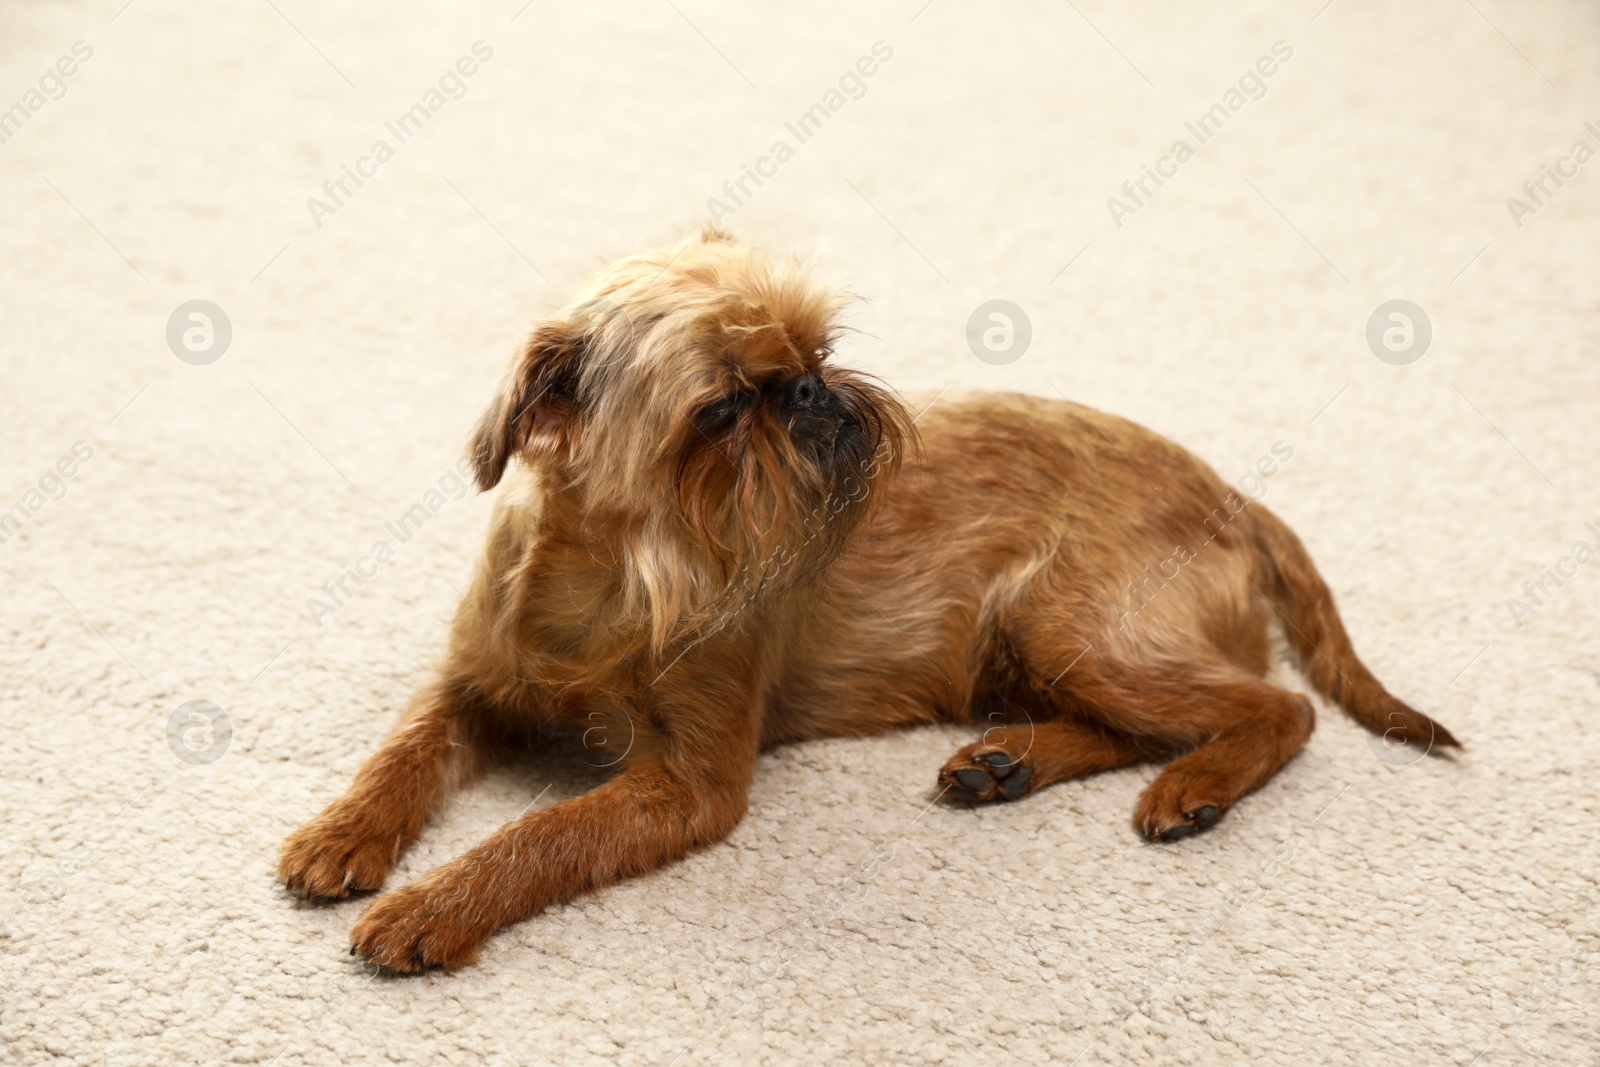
[3,0,1598,1063]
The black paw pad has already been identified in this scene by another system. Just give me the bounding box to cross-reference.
[999,764,1032,800]
[980,751,1013,775]
[939,749,1034,804]
[954,769,990,792]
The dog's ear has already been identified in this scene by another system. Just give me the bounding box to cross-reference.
[470,321,584,490]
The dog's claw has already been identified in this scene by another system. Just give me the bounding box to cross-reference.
[1140,796,1227,842]
[349,880,488,973]
[279,812,396,903]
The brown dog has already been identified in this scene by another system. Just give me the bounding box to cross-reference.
[280,229,1457,971]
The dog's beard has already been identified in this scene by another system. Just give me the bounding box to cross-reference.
[669,371,909,642]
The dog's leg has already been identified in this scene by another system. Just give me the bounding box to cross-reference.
[994,596,1317,838]
[1052,658,1315,841]
[348,707,756,972]
[937,717,1153,803]
[280,680,485,901]
[1127,678,1314,841]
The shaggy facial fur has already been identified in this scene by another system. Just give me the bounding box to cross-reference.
[467,230,907,652]
[280,230,1458,972]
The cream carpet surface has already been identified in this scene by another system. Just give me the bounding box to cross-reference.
[3,0,1598,1063]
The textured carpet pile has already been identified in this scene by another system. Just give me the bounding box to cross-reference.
[2,1,1597,1063]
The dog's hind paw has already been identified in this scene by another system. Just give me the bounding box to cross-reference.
[938,745,1034,803]
[1134,771,1226,842]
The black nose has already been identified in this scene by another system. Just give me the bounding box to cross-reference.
[782,371,832,414]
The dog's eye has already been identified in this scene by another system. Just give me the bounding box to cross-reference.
[696,387,756,434]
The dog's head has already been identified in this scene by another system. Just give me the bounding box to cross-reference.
[471,228,912,644]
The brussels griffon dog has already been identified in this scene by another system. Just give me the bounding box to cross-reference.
[280,228,1457,971]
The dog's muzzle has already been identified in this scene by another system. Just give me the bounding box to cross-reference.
[782,371,845,445]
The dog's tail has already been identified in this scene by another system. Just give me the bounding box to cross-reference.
[1250,503,1459,753]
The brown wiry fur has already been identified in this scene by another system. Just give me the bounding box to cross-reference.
[280,229,1458,972]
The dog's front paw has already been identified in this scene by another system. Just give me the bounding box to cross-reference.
[279,808,398,901]
[349,877,491,973]
[939,744,1034,803]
